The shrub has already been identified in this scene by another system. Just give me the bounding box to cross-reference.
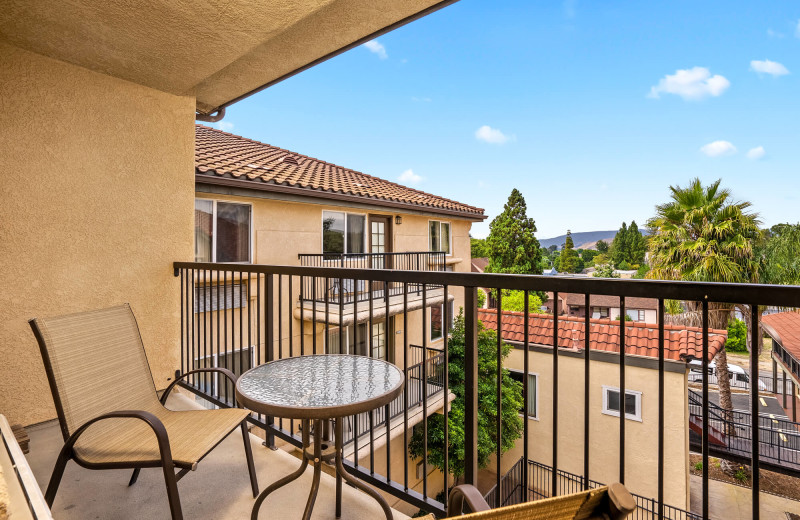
[726,319,747,353]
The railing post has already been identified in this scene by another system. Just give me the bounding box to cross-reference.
[464,286,479,487]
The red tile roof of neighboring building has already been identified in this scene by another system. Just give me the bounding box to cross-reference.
[195,125,486,219]
[478,308,726,362]
[762,312,800,361]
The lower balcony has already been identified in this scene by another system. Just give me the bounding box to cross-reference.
[24,391,411,520]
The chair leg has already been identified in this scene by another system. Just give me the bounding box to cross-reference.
[161,462,183,520]
[128,468,141,486]
[241,421,259,497]
[44,444,72,506]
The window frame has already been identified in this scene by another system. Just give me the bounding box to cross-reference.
[321,210,368,255]
[601,385,642,422]
[508,369,539,420]
[430,300,455,342]
[193,345,255,403]
[195,198,253,263]
[428,220,452,256]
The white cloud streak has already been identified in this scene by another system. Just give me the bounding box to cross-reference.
[648,67,730,100]
[746,146,766,160]
[398,169,423,185]
[475,125,513,144]
[212,121,234,132]
[700,140,737,157]
[750,59,790,76]
[363,40,388,59]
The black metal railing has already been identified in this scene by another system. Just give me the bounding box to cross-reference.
[339,346,446,445]
[485,457,701,520]
[688,389,800,472]
[298,252,446,304]
[173,260,800,518]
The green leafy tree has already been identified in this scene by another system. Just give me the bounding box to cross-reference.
[496,290,543,313]
[664,299,684,315]
[408,312,524,481]
[633,264,650,279]
[725,319,747,353]
[592,263,620,278]
[628,221,648,266]
[559,230,578,273]
[485,189,542,275]
[471,237,489,259]
[596,240,609,253]
[610,222,628,267]
[757,223,800,285]
[581,249,599,264]
[647,178,761,421]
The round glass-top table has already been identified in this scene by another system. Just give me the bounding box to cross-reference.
[236,355,405,520]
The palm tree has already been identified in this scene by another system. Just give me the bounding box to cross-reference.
[647,178,761,424]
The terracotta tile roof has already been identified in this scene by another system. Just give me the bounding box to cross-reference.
[195,125,486,219]
[471,257,489,273]
[762,312,800,362]
[562,293,659,310]
[478,308,726,362]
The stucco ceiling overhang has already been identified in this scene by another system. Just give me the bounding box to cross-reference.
[0,0,458,116]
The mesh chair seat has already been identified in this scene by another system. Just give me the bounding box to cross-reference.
[73,405,249,468]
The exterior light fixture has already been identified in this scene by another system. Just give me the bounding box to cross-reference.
[395,215,402,225]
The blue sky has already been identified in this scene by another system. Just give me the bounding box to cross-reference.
[214,1,800,239]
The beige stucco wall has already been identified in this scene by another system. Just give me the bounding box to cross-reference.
[0,42,195,426]
[501,348,690,510]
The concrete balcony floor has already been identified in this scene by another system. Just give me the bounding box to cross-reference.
[25,392,410,520]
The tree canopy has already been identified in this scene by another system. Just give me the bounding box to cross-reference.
[610,221,647,268]
[559,230,578,273]
[756,223,800,285]
[470,237,489,259]
[596,240,609,253]
[408,311,523,480]
[485,189,542,275]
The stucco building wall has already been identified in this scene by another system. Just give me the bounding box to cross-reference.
[0,42,195,426]
[501,348,689,509]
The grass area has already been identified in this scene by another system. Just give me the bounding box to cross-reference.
[725,337,774,372]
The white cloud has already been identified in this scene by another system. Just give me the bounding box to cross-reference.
[746,146,766,160]
[212,121,234,132]
[398,169,423,185]
[363,40,387,59]
[475,125,513,144]
[700,140,737,157]
[750,59,790,76]
[648,67,730,100]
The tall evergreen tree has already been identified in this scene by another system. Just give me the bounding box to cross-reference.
[559,230,578,273]
[610,222,628,267]
[628,220,648,266]
[485,189,542,274]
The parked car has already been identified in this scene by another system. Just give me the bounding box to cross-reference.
[688,360,767,391]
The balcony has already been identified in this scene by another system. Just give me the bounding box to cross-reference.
[171,261,800,519]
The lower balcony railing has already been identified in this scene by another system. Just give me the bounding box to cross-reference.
[173,261,800,519]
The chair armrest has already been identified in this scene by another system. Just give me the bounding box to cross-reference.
[66,410,173,465]
[607,482,637,520]
[159,368,238,406]
[447,484,491,516]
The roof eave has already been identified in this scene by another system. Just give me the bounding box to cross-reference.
[196,173,487,221]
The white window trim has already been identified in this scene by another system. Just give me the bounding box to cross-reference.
[196,198,254,263]
[509,369,539,420]
[428,219,453,256]
[430,301,455,343]
[321,210,368,256]
[601,385,642,422]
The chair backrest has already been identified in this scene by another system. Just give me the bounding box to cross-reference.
[29,304,160,440]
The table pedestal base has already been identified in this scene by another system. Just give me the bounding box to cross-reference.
[251,419,393,520]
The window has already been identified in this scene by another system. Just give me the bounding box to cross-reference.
[323,211,366,254]
[509,371,538,419]
[195,199,251,262]
[430,300,455,342]
[602,386,642,421]
[193,346,254,405]
[429,221,451,255]
[194,283,246,313]
[371,321,387,360]
[591,307,609,319]
[626,309,646,322]
[326,324,368,356]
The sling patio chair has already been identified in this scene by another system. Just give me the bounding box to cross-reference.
[419,482,636,520]
[29,304,259,520]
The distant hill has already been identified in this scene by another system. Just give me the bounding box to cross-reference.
[539,230,617,251]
